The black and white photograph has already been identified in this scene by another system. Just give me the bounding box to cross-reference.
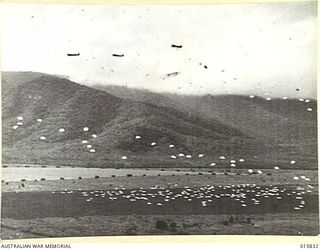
[1,1,318,239]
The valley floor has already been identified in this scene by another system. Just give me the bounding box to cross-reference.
[1,169,319,239]
[1,213,319,239]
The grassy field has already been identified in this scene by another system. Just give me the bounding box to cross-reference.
[2,169,318,193]
[1,169,318,239]
[2,213,319,239]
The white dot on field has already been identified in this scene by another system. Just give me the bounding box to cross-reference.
[89,149,96,153]
[210,162,216,166]
[239,159,244,162]
[82,140,88,144]
[151,142,157,146]
[92,134,97,138]
[293,176,299,180]
[12,125,19,130]
[274,166,280,170]
[170,155,176,159]
[17,122,23,126]
[198,154,204,158]
[135,135,141,139]
[86,145,92,148]
[178,153,185,157]
[122,156,127,160]
[59,128,65,133]
[249,95,255,99]
[219,156,226,160]
[307,108,312,112]
[299,98,304,102]
[248,169,253,173]
[186,155,192,159]
[17,116,24,121]
[290,160,296,164]
[169,144,175,148]
[37,119,43,122]
[40,136,46,140]
[283,97,288,100]
[266,97,272,101]
[83,127,89,132]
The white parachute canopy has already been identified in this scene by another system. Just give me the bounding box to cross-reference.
[59,128,65,133]
[151,142,157,146]
[135,135,141,139]
[122,156,128,160]
[92,134,97,138]
[83,127,89,132]
[169,144,175,148]
[17,116,24,121]
[82,140,88,144]
[40,136,46,140]
[198,154,204,158]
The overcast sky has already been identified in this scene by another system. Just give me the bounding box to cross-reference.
[1,2,317,97]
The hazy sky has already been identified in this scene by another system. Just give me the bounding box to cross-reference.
[1,2,317,97]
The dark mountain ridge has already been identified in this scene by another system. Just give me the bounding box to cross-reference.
[2,72,317,169]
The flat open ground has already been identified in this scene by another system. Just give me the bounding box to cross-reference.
[1,167,318,239]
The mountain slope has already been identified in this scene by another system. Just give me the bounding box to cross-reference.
[2,72,317,169]
[93,84,317,143]
[93,84,318,168]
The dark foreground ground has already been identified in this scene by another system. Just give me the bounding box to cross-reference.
[1,185,318,219]
[1,171,319,239]
[2,213,319,239]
